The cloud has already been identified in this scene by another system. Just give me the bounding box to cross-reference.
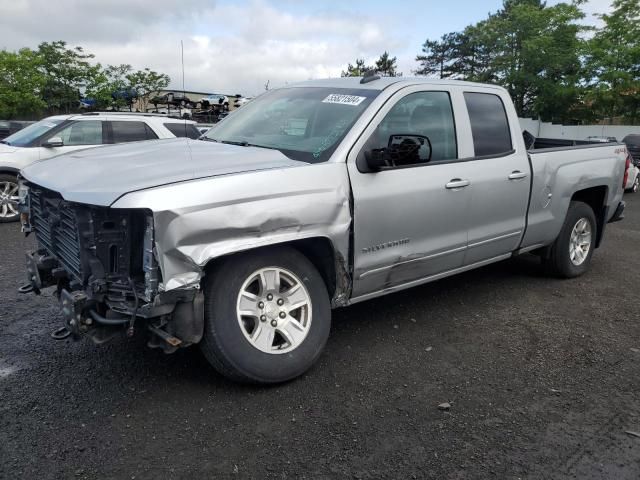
[0,0,408,95]
[0,0,614,96]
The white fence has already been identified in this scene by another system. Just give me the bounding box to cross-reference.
[519,118,640,140]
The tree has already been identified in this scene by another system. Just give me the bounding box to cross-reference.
[415,0,588,122]
[341,58,372,77]
[415,33,458,78]
[126,68,170,112]
[84,64,132,110]
[586,0,640,123]
[36,41,96,113]
[375,51,400,77]
[85,65,170,112]
[0,48,46,119]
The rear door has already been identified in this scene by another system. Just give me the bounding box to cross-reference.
[348,85,473,299]
[106,120,159,144]
[460,90,531,265]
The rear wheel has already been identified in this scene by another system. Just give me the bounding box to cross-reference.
[0,174,19,223]
[199,246,331,384]
[546,201,596,278]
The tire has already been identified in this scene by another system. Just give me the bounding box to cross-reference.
[199,246,331,384]
[628,176,639,194]
[0,173,20,223]
[546,201,597,278]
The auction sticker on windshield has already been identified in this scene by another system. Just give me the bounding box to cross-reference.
[322,94,367,106]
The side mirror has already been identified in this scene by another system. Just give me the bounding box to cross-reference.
[364,149,388,171]
[365,134,432,171]
[42,137,64,148]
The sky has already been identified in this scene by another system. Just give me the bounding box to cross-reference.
[0,0,613,96]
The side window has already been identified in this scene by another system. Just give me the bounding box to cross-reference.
[164,123,201,139]
[464,92,512,157]
[54,121,103,146]
[111,121,158,143]
[364,91,457,163]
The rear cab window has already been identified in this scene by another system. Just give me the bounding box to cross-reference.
[110,121,158,143]
[464,92,512,157]
[164,123,201,139]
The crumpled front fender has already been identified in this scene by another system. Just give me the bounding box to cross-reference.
[112,162,353,304]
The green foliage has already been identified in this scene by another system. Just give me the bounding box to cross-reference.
[342,52,401,77]
[341,59,372,77]
[36,41,96,113]
[416,0,589,122]
[414,0,640,124]
[586,0,640,123]
[0,48,46,119]
[375,51,400,77]
[0,41,171,119]
[126,68,170,111]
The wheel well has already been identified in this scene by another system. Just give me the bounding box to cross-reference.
[0,169,19,178]
[571,186,607,247]
[203,237,340,299]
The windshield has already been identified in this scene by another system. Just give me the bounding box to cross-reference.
[2,118,64,147]
[203,87,379,163]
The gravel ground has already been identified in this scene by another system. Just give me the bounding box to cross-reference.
[1,195,639,480]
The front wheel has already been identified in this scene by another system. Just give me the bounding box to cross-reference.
[199,246,331,384]
[545,201,596,278]
[628,175,639,194]
[0,174,20,223]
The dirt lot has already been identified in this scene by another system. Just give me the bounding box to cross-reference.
[1,195,639,480]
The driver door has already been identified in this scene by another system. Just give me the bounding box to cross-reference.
[38,120,105,160]
[348,87,472,300]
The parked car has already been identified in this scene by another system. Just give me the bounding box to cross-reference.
[0,112,199,222]
[623,134,640,164]
[586,136,618,143]
[0,120,34,140]
[624,161,639,193]
[234,96,253,108]
[19,76,628,384]
[200,94,229,109]
[150,92,193,107]
[622,134,640,193]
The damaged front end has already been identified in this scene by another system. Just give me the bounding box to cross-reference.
[20,182,202,351]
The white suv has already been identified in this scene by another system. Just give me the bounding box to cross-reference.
[0,112,200,222]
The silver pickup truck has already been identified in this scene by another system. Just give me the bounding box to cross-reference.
[19,76,630,384]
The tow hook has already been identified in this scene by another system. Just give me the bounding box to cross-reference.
[51,326,72,340]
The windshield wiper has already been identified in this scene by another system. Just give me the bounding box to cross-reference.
[0,140,9,145]
[200,137,278,151]
[220,140,249,147]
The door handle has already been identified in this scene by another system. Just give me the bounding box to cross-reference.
[508,171,528,180]
[445,179,470,189]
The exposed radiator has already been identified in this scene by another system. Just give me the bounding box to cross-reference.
[30,187,83,281]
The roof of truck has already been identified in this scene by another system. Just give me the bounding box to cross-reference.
[289,76,504,91]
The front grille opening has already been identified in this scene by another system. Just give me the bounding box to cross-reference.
[109,245,119,273]
[103,221,116,230]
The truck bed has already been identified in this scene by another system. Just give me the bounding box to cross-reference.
[521,141,626,251]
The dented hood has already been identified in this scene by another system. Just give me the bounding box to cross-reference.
[21,138,301,206]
